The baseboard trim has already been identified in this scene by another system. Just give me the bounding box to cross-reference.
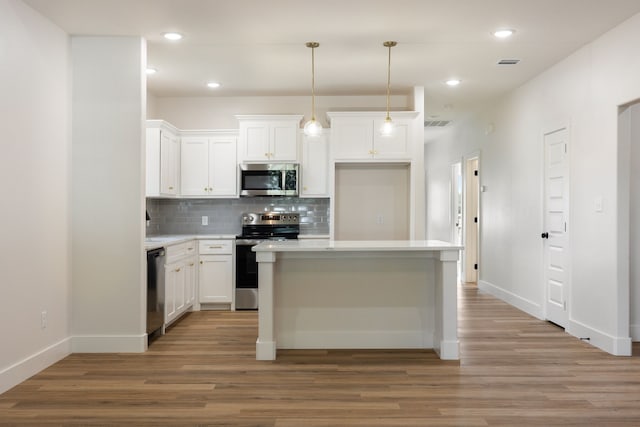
[631,324,640,342]
[567,319,632,356]
[71,334,147,353]
[0,337,71,394]
[477,280,544,319]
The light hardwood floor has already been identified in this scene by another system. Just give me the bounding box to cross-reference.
[2,285,640,426]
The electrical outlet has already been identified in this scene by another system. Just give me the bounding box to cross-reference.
[202,216,208,226]
[41,310,47,329]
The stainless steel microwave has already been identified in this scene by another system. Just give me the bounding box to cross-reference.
[239,163,299,197]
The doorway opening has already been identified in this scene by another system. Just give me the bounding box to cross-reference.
[463,155,480,284]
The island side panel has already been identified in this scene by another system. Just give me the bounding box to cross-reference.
[273,251,436,350]
[256,251,276,360]
[434,249,460,360]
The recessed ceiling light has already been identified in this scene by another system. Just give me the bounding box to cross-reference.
[162,32,183,41]
[145,67,157,75]
[446,79,461,87]
[493,29,515,39]
[206,82,221,89]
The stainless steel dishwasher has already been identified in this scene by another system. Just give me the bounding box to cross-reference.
[146,248,165,341]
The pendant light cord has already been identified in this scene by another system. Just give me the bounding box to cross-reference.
[386,43,391,120]
[311,44,316,121]
[383,41,397,121]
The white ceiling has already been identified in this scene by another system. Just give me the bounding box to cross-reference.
[23,0,640,119]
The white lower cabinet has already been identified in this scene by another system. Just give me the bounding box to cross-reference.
[198,240,234,309]
[164,241,196,327]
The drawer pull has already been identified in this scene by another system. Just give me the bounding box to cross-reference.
[187,247,194,251]
[209,245,223,249]
[175,268,181,272]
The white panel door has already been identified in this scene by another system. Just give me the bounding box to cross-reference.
[209,138,238,196]
[331,119,374,159]
[181,137,210,196]
[242,122,270,161]
[270,121,298,161]
[373,119,410,159]
[543,127,570,327]
[199,255,233,303]
[300,132,329,197]
[160,131,179,195]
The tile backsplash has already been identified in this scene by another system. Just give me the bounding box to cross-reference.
[146,197,330,236]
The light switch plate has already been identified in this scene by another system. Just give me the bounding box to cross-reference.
[594,196,603,212]
[202,216,209,225]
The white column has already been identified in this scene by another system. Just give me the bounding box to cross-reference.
[434,249,460,360]
[256,251,277,360]
[71,36,147,352]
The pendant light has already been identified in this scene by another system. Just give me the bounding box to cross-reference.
[380,41,397,137]
[303,42,322,137]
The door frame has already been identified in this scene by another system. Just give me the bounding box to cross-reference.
[450,161,463,246]
[541,121,572,325]
[462,151,481,283]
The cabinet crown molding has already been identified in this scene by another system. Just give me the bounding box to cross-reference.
[146,119,180,134]
[235,114,303,122]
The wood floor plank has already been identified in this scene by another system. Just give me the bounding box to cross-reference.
[1,286,640,426]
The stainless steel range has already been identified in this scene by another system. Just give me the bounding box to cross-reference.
[235,212,300,309]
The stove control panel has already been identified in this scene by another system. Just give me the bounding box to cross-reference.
[242,212,300,226]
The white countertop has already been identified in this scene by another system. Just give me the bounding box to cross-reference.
[144,234,236,250]
[252,239,463,252]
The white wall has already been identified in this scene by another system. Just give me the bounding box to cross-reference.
[71,36,146,352]
[0,0,71,393]
[425,13,640,355]
[152,94,411,129]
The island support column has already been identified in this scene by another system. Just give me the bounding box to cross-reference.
[256,251,277,360]
[434,249,460,360]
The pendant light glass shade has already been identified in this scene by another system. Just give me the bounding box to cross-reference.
[380,41,397,137]
[303,42,322,137]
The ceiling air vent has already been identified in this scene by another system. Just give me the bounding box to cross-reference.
[497,59,520,65]
[424,120,451,127]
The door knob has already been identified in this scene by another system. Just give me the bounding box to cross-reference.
[541,232,549,239]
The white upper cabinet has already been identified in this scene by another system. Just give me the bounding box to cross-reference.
[236,115,302,162]
[146,120,180,197]
[181,133,238,197]
[300,131,329,197]
[328,112,418,161]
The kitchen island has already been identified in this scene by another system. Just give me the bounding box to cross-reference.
[252,240,462,360]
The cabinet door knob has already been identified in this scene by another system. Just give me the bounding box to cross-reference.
[264,153,269,157]
[189,263,194,267]
[175,268,181,272]
[169,186,174,190]
[200,261,203,264]
[209,187,213,191]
